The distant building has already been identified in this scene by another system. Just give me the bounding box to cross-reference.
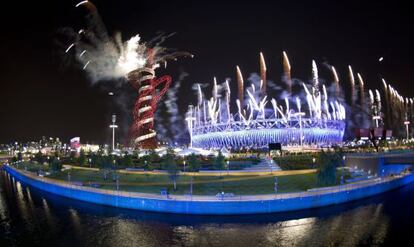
[80,144,100,153]
[70,137,81,152]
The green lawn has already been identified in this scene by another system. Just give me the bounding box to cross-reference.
[45,169,349,196]
[0,152,10,157]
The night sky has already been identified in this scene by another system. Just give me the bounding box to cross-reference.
[1,0,413,144]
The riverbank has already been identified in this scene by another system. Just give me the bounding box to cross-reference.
[4,164,414,215]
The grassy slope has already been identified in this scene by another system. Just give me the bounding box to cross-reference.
[47,169,347,195]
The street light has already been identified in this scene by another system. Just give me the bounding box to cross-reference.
[404,120,410,141]
[274,176,278,197]
[190,177,193,198]
[226,160,230,175]
[109,114,118,151]
[341,155,346,185]
[183,160,186,172]
[116,174,119,191]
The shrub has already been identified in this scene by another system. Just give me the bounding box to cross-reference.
[213,151,226,170]
[317,150,343,186]
[273,154,316,170]
[187,153,201,172]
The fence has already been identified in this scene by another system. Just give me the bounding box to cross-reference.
[4,164,414,215]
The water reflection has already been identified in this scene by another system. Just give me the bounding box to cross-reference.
[42,198,57,230]
[15,181,30,222]
[0,170,410,246]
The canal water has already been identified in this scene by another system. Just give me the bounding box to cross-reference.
[1,170,413,247]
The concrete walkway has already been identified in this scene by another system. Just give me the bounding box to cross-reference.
[243,156,281,172]
[64,164,312,177]
[5,165,408,202]
[5,164,414,215]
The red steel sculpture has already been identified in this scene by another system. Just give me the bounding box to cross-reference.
[127,52,172,149]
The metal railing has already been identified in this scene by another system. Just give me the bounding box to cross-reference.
[5,165,410,203]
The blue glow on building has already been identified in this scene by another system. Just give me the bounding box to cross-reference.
[191,118,345,149]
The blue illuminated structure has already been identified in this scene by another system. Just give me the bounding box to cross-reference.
[191,118,345,149]
[185,56,346,150]
[5,164,414,215]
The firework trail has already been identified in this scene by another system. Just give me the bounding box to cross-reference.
[375,89,382,126]
[357,73,365,107]
[322,84,330,119]
[311,60,322,118]
[161,71,189,143]
[282,51,292,94]
[348,65,356,107]
[259,52,267,95]
[311,60,320,97]
[197,84,203,106]
[411,98,414,121]
[331,66,340,98]
[213,77,218,100]
[382,78,391,128]
[368,89,376,126]
[225,79,231,122]
[190,53,414,142]
[66,1,192,83]
[386,83,408,134]
[236,65,244,105]
[65,1,193,145]
[369,90,374,106]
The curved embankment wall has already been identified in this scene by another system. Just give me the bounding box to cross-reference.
[4,165,414,215]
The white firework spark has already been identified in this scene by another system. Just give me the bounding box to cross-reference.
[66,1,192,83]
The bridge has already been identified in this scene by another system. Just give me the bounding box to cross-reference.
[345,151,414,176]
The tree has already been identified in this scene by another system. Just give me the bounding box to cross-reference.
[213,151,226,170]
[187,153,201,172]
[149,150,160,163]
[103,156,113,180]
[140,155,152,170]
[69,151,77,164]
[140,150,159,170]
[34,150,46,164]
[17,152,23,161]
[162,149,180,190]
[49,157,62,173]
[54,149,61,159]
[91,153,102,168]
[78,149,88,166]
[317,150,342,186]
[121,154,134,167]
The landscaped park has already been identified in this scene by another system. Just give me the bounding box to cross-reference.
[10,149,352,196]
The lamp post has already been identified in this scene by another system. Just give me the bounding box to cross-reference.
[185,105,196,148]
[190,177,193,198]
[109,114,118,151]
[183,160,186,173]
[296,112,306,146]
[274,176,278,197]
[341,155,346,185]
[226,160,229,175]
[115,174,119,191]
[404,119,410,141]
[373,115,381,128]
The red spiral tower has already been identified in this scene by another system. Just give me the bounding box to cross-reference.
[127,53,172,149]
